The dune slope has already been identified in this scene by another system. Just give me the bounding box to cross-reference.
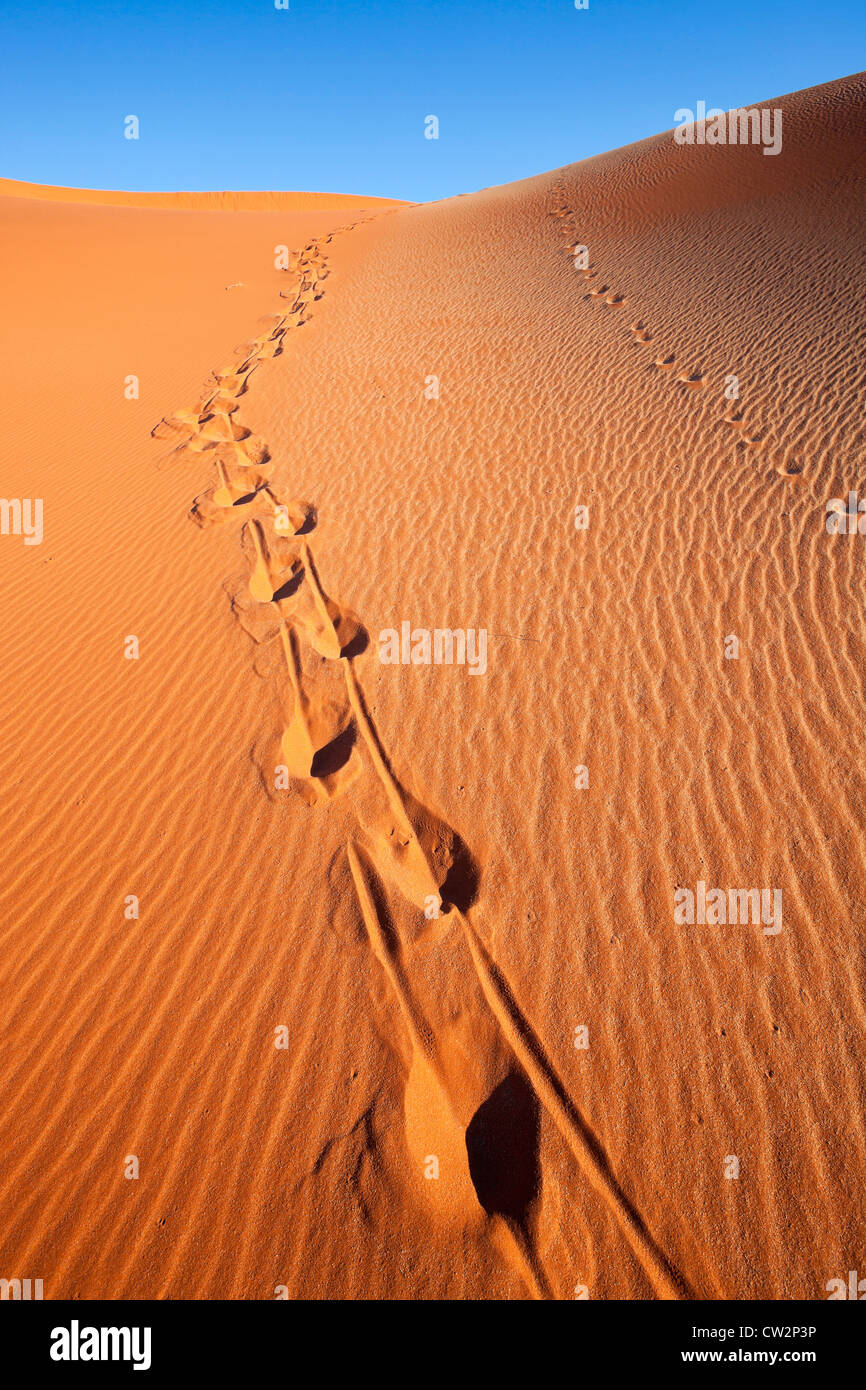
[0,74,864,1300]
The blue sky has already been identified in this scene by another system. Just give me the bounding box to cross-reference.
[0,0,862,201]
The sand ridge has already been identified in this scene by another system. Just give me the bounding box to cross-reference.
[0,177,404,213]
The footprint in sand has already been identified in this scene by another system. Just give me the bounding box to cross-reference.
[246,518,277,602]
[278,299,310,323]
[281,309,310,332]
[343,665,477,916]
[288,542,362,660]
[279,297,310,321]
[235,336,281,362]
[151,409,204,441]
[183,432,221,454]
[604,292,628,308]
[254,337,283,361]
[345,840,545,1298]
[217,435,271,471]
[630,321,654,343]
[243,512,312,601]
[249,316,286,349]
[676,370,706,390]
[226,560,302,647]
[588,284,610,299]
[722,412,764,449]
[199,413,251,445]
[152,387,229,438]
[211,459,266,508]
[277,618,356,788]
[174,399,217,426]
[206,395,240,419]
[655,353,676,371]
[270,496,313,539]
[213,364,256,396]
[189,461,275,518]
[243,611,360,805]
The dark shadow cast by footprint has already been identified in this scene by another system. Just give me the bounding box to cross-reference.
[465,1072,541,1222]
[311,723,357,779]
[341,627,369,659]
[272,569,304,602]
[440,833,481,912]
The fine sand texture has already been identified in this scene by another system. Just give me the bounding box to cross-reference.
[0,72,864,1300]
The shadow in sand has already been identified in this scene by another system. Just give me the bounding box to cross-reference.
[465,1072,540,1222]
[311,723,357,779]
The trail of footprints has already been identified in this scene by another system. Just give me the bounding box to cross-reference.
[150,219,690,1300]
[551,189,783,456]
[545,184,810,1292]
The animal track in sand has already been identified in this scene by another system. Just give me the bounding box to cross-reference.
[214,364,256,392]
[252,337,283,361]
[212,459,263,508]
[344,664,459,914]
[219,436,272,469]
[741,431,766,449]
[292,542,362,660]
[199,413,251,445]
[277,618,357,792]
[167,231,370,811]
[246,519,276,602]
[206,395,240,418]
[553,193,780,469]
[339,488,685,1295]
[159,203,693,1300]
[345,839,549,1297]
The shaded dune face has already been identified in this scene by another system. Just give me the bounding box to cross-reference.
[0,73,864,1301]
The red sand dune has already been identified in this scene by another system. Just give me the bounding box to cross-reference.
[0,72,864,1300]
